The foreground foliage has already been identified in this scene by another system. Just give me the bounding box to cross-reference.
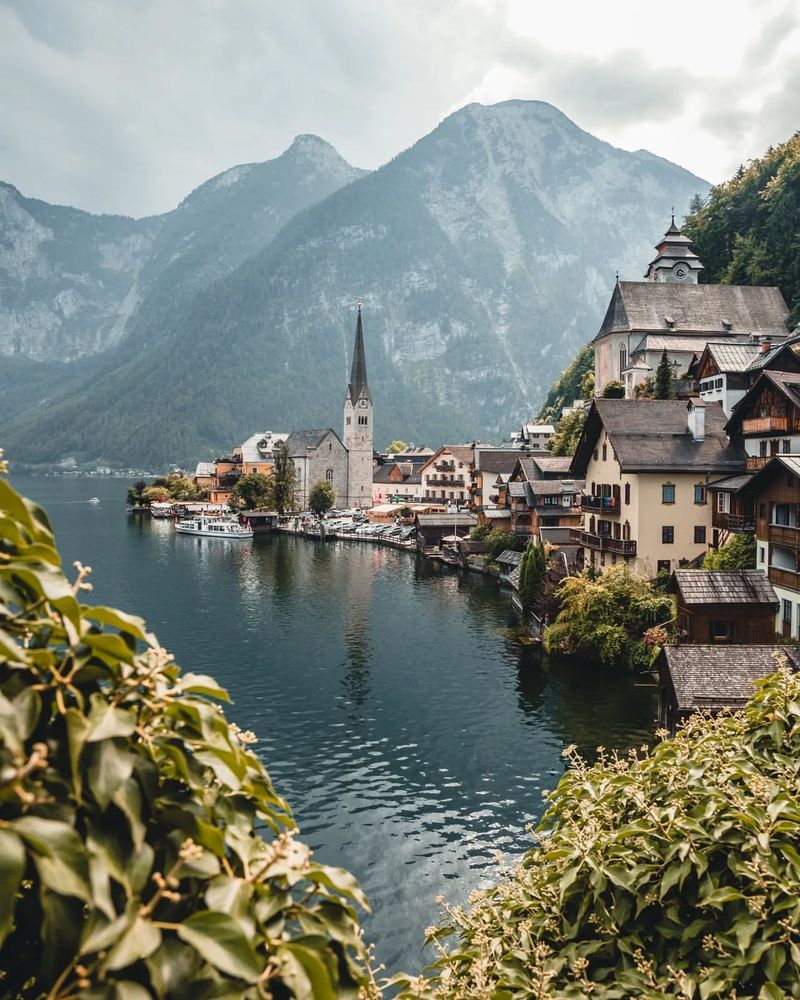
[0,468,371,998]
[544,566,673,668]
[703,532,757,570]
[395,667,800,999]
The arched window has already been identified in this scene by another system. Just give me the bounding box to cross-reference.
[619,345,627,374]
[325,468,334,482]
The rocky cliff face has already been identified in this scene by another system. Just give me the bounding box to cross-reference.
[0,101,708,467]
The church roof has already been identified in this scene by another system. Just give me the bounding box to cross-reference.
[284,429,341,455]
[347,305,371,404]
[594,281,789,343]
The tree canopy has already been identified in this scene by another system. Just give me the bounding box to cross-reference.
[549,408,587,457]
[386,440,408,454]
[269,443,298,515]
[233,471,273,510]
[309,480,336,518]
[395,666,800,999]
[0,465,371,998]
[537,344,595,423]
[703,532,757,570]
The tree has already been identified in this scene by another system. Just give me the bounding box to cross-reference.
[703,531,757,569]
[126,479,148,506]
[634,376,654,398]
[469,523,491,541]
[486,528,518,561]
[309,479,335,518]
[544,565,674,668]
[141,485,170,504]
[601,379,625,398]
[654,348,674,399]
[269,442,298,514]
[549,408,586,456]
[395,667,800,999]
[517,540,547,613]
[537,344,595,423]
[233,471,273,510]
[0,465,371,997]
[386,440,408,454]
[579,370,595,399]
[167,475,202,501]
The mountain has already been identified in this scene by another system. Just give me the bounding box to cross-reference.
[0,101,708,468]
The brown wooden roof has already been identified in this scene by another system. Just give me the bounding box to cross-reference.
[670,569,778,607]
[662,645,799,712]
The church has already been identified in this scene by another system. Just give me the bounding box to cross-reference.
[203,305,374,510]
[593,218,791,398]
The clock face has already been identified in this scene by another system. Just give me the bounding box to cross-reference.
[358,399,368,408]
[674,264,688,280]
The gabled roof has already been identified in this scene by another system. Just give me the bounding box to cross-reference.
[474,449,530,474]
[415,513,477,528]
[739,454,800,495]
[284,429,340,455]
[239,431,290,464]
[496,550,523,566]
[419,445,475,473]
[661,646,800,712]
[571,399,747,475]
[594,281,789,343]
[630,334,711,356]
[670,569,778,607]
[530,478,585,496]
[516,455,573,482]
[699,341,762,374]
[707,473,753,492]
[746,336,800,374]
[726,370,800,434]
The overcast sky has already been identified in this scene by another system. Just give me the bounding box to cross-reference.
[2,0,798,218]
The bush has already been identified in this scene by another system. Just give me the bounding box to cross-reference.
[485,528,518,560]
[601,379,625,398]
[0,469,370,998]
[394,667,800,998]
[703,532,757,570]
[468,523,491,541]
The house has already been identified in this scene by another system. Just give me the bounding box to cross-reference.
[691,339,800,416]
[725,370,800,472]
[206,432,290,504]
[495,549,523,583]
[468,448,532,513]
[194,461,216,492]
[414,512,477,552]
[668,569,778,644]
[502,456,583,543]
[570,398,747,576]
[419,446,473,507]
[656,645,799,736]
[507,423,555,450]
[593,218,790,398]
[707,473,756,547]
[372,462,423,506]
[739,455,800,638]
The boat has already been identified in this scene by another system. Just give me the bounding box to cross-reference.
[88,497,100,504]
[175,515,253,539]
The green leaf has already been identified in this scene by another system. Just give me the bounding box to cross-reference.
[0,829,25,946]
[13,816,91,902]
[88,739,135,809]
[181,673,231,701]
[114,981,153,1000]
[176,911,262,982]
[759,985,787,1000]
[105,916,162,971]
[87,694,137,742]
[278,940,338,1000]
[84,605,151,642]
[305,865,370,912]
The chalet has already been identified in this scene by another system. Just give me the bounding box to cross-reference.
[725,370,800,472]
[414,512,477,552]
[692,339,800,416]
[668,569,778,644]
[372,462,422,505]
[707,473,755,546]
[656,644,799,736]
[419,446,473,508]
[570,398,747,576]
[507,423,555,450]
[469,448,532,513]
[593,218,790,398]
[741,455,800,638]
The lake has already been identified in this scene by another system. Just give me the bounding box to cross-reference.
[9,474,656,973]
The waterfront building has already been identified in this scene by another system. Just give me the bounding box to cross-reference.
[739,455,800,638]
[668,569,778,644]
[468,448,531,513]
[414,511,477,552]
[205,431,290,504]
[342,304,374,508]
[570,398,746,576]
[592,218,790,398]
[372,462,423,505]
[285,429,350,510]
[502,455,583,543]
[419,446,474,507]
[656,644,799,736]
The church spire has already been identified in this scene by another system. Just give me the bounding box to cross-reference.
[348,302,370,404]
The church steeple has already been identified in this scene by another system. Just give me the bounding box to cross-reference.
[644,214,704,283]
[347,303,371,405]
[343,302,374,509]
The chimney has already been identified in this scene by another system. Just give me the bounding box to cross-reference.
[687,399,706,442]
[760,340,771,355]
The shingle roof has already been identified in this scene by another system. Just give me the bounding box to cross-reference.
[631,334,715,356]
[704,342,761,373]
[496,550,523,566]
[508,482,527,497]
[746,337,800,372]
[595,281,790,343]
[671,569,778,606]
[195,462,215,477]
[284,429,338,455]
[572,399,747,475]
[507,566,521,589]
[531,478,585,496]
[416,513,477,528]
[662,646,800,712]
[517,455,573,481]
[474,449,530,474]
[443,446,475,466]
[727,371,800,433]
[373,465,399,484]
[708,473,753,492]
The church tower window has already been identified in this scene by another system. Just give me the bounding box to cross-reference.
[325,468,334,482]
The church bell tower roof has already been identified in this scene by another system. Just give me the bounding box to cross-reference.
[645,214,704,282]
[347,303,371,404]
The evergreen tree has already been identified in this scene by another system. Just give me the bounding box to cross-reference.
[270,442,298,514]
[654,349,674,399]
[518,540,548,613]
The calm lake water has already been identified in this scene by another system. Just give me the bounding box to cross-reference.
[10,474,656,973]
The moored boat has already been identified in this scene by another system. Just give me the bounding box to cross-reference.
[175,515,253,539]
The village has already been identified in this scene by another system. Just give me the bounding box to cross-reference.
[134,218,800,739]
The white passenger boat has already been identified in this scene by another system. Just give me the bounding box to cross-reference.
[175,516,253,539]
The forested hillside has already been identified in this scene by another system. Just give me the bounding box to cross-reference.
[684,131,800,326]
[536,344,593,422]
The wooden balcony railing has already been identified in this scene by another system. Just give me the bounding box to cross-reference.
[580,495,619,513]
[769,566,800,591]
[742,416,790,434]
[719,512,755,532]
[569,529,637,556]
[769,524,800,547]
[746,456,770,471]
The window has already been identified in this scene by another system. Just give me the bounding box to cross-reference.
[710,620,733,641]
[694,484,706,505]
[715,377,723,389]
[759,546,766,564]
[662,483,676,504]
[619,346,627,373]
[346,416,351,425]
[662,525,674,544]
[325,468,334,482]
[717,492,730,513]
[760,440,768,457]
[783,600,793,629]
[784,439,792,453]
[602,444,607,461]
[771,439,780,456]
[657,559,671,574]
[694,525,706,544]
[624,483,631,505]
[774,503,791,526]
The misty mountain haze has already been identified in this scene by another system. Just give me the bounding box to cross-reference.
[0,100,708,467]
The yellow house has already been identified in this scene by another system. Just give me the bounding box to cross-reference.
[570,398,747,576]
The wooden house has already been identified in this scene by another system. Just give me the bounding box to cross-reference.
[725,370,800,472]
[414,512,477,552]
[668,569,778,644]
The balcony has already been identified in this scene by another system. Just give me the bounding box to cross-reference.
[742,415,790,434]
[434,462,455,473]
[569,529,637,556]
[426,477,465,488]
[580,495,620,513]
[718,512,755,532]
[769,566,800,591]
[769,523,800,547]
[746,456,770,471]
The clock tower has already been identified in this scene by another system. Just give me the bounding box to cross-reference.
[644,215,704,283]
[343,303,374,508]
